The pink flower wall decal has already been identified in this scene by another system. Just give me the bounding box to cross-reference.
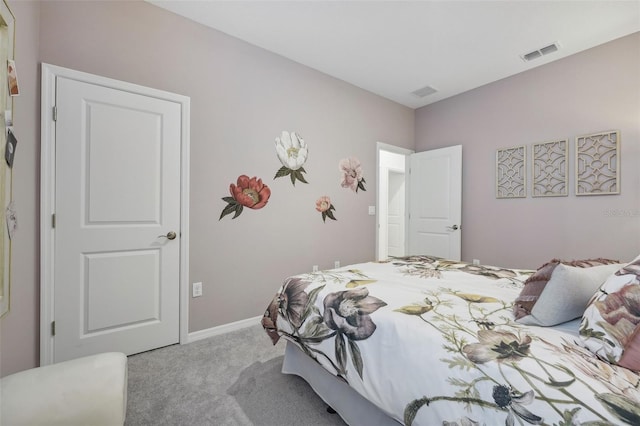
[220,175,271,220]
[315,196,336,222]
[340,157,366,192]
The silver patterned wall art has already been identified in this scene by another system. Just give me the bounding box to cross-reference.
[532,139,568,197]
[575,130,620,196]
[496,146,526,198]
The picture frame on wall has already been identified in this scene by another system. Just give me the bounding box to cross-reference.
[496,145,527,199]
[532,139,568,197]
[0,0,15,318]
[7,58,18,96]
[575,130,620,196]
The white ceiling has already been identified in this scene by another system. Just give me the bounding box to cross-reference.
[148,1,640,109]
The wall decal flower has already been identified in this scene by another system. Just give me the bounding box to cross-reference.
[315,196,336,222]
[274,131,309,185]
[340,157,366,192]
[219,175,271,220]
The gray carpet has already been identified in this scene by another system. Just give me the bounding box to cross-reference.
[125,324,347,425]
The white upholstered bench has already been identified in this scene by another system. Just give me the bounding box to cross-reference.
[0,352,127,426]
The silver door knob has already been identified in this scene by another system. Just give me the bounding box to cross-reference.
[447,225,459,231]
[159,231,177,240]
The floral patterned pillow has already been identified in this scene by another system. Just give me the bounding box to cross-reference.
[579,254,640,371]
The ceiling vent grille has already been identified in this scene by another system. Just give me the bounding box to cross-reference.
[411,85,438,98]
[521,42,560,62]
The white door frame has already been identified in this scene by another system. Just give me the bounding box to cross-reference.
[376,142,413,261]
[40,63,190,365]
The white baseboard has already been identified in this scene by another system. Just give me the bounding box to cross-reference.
[186,315,262,343]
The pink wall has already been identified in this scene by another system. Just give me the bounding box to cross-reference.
[415,32,640,269]
[1,0,636,377]
[1,1,414,375]
[0,1,41,377]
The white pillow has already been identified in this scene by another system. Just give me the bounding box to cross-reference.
[516,263,622,326]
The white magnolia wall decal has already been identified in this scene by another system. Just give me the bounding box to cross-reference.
[274,131,309,186]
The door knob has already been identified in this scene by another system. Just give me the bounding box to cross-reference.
[159,231,177,240]
[447,225,459,231]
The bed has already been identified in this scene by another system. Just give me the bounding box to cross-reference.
[262,255,640,425]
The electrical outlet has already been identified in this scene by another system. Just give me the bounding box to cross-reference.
[472,259,480,265]
[192,282,203,297]
[334,261,340,268]
[312,265,319,272]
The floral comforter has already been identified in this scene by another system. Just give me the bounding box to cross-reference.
[262,256,640,425]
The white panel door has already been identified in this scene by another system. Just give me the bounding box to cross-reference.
[54,76,181,362]
[408,145,462,260]
[387,171,405,257]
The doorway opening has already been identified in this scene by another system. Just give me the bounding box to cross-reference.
[376,143,413,261]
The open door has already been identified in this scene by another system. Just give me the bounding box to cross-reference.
[408,145,462,260]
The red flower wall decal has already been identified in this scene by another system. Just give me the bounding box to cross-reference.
[220,175,271,220]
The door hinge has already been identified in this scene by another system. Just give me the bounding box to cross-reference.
[52,213,56,228]
[51,321,56,336]
[52,106,57,122]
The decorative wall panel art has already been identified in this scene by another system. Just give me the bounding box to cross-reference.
[575,130,620,196]
[532,139,568,197]
[219,175,271,220]
[339,157,366,192]
[274,131,309,185]
[496,146,526,199]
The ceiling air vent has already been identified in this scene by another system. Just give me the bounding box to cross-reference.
[411,85,438,98]
[521,42,560,62]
